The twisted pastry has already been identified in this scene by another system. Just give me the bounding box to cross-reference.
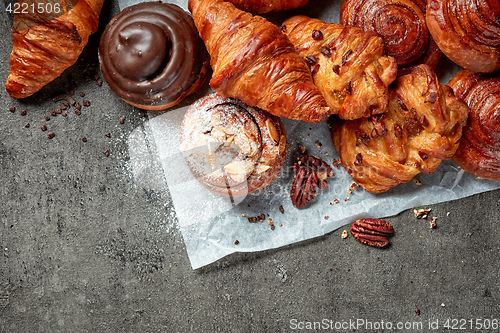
[282,15,398,120]
[448,70,500,180]
[426,0,500,73]
[99,2,209,110]
[340,0,441,75]
[331,65,469,193]
[5,0,105,99]
[188,0,330,123]
[179,93,288,197]
[225,0,309,13]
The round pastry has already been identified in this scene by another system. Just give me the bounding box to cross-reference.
[340,0,441,75]
[448,70,500,180]
[179,93,288,197]
[426,0,500,73]
[98,2,209,110]
[330,65,469,193]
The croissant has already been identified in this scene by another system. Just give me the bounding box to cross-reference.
[448,70,500,181]
[188,0,330,123]
[179,93,288,196]
[426,0,500,73]
[282,15,398,120]
[224,0,309,13]
[331,65,469,193]
[340,0,442,75]
[5,0,105,99]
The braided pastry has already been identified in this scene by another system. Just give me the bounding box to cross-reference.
[6,0,105,99]
[448,70,500,181]
[281,15,398,120]
[340,0,441,75]
[179,93,288,197]
[331,65,469,193]
[188,0,330,123]
[225,0,309,13]
[426,0,500,73]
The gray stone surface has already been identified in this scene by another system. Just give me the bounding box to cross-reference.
[1,1,499,332]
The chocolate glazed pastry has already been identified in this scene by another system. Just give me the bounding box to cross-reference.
[331,65,469,193]
[340,0,441,75]
[426,0,500,73]
[98,2,209,110]
[448,70,500,180]
[179,93,288,197]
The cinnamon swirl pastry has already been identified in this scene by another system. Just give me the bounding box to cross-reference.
[98,2,209,110]
[426,0,500,73]
[448,70,500,181]
[340,0,441,75]
[281,15,398,120]
[179,93,288,197]
[331,65,469,193]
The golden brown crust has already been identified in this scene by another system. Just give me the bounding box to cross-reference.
[331,65,469,193]
[188,0,330,123]
[448,70,500,181]
[426,0,500,73]
[179,93,288,197]
[5,0,105,99]
[340,0,442,75]
[282,15,398,120]
[224,0,309,13]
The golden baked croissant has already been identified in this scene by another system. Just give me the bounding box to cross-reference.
[282,15,398,120]
[5,0,105,99]
[224,0,309,13]
[448,70,500,181]
[188,0,330,123]
[340,0,442,75]
[426,0,500,73]
[331,65,469,193]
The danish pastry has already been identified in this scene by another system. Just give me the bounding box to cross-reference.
[282,15,398,120]
[448,70,500,181]
[331,65,469,193]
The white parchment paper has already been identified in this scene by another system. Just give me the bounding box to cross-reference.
[120,0,500,269]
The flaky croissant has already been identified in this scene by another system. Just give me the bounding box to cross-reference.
[282,15,398,120]
[331,65,469,193]
[188,0,330,123]
[224,0,309,13]
[426,0,500,73]
[448,70,500,181]
[5,0,105,99]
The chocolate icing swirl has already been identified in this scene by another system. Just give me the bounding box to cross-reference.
[99,2,208,108]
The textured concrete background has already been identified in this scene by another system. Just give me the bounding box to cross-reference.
[1,1,499,332]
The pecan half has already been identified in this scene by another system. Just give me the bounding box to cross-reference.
[350,218,394,248]
[290,156,333,209]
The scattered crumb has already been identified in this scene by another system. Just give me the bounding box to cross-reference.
[248,214,266,223]
[315,140,322,148]
[234,240,239,245]
[341,230,348,239]
[324,215,329,220]
[416,309,420,316]
[298,144,306,154]
[347,188,352,194]
[413,178,422,185]
[414,208,431,219]
[429,217,437,228]
[279,205,284,214]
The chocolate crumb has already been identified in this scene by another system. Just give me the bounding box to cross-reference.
[119,117,125,124]
[45,116,50,121]
[75,109,81,115]
[9,106,16,113]
[79,92,85,97]
[279,205,284,214]
[24,123,30,128]
[103,150,110,157]
[416,309,420,316]
[75,103,81,110]
[82,100,90,107]
[61,112,67,117]
[96,78,103,86]
[82,137,87,142]
[248,214,266,223]
[52,93,76,105]
[234,240,239,245]
[105,132,111,138]
[41,124,47,131]
[47,132,55,139]
[20,109,27,116]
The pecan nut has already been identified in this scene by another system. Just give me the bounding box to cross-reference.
[290,155,333,209]
[350,218,394,248]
